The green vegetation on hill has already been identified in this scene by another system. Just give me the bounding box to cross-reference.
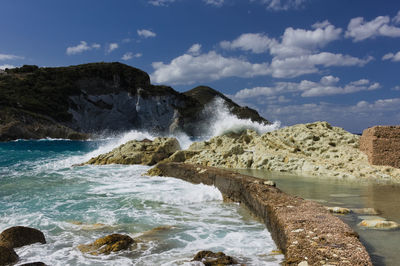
[0,62,150,121]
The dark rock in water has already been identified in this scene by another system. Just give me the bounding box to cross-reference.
[0,63,269,141]
[19,262,46,266]
[0,226,46,249]
[0,245,19,265]
[78,234,135,255]
[192,250,238,265]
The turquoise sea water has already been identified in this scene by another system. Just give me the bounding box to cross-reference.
[0,137,282,265]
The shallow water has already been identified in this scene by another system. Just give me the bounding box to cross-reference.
[237,169,400,266]
[0,139,282,265]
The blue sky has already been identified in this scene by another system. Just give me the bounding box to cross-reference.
[1,0,399,133]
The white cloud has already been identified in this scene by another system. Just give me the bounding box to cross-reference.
[345,15,400,42]
[269,52,372,78]
[382,51,400,62]
[262,97,400,132]
[220,33,273,54]
[137,29,156,38]
[187,43,202,55]
[0,53,24,61]
[256,0,307,11]
[107,43,119,53]
[148,0,175,6]
[234,75,380,98]
[392,85,400,91]
[271,21,342,58]
[393,10,400,24]
[66,41,100,55]
[121,52,142,61]
[204,0,224,6]
[151,49,269,85]
[0,64,16,70]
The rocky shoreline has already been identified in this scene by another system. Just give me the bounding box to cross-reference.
[147,162,372,265]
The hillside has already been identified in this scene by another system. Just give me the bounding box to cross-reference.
[0,62,269,141]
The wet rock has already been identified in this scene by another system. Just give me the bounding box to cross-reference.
[325,207,351,214]
[351,208,379,215]
[82,137,180,166]
[0,226,46,249]
[78,234,135,255]
[19,262,46,266]
[358,219,399,230]
[0,245,19,265]
[192,250,237,266]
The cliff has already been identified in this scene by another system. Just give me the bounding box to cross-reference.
[0,63,269,141]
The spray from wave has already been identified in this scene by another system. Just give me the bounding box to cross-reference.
[202,97,281,137]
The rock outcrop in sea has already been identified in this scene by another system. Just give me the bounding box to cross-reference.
[0,63,268,141]
[176,121,400,183]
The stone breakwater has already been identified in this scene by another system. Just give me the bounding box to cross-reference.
[360,125,400,169]
[178,121,400,183]
[147,162,372,265]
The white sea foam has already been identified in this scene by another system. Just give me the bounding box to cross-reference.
[204,98,281,137]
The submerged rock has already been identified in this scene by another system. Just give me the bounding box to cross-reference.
[0,226,46,249]
[192,250,238,266]
[78,234,135,255]
[351,208,379,215]
[82,137,180,166]
[358,219,399,230]
[325,207,351,214]
[0,245,19,266]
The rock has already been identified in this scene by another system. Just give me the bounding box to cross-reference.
[351,208,379,215]
[298,261,309,266]
[0,226,46,249]
[325,207,351,214]
[77,234,135,255]
[0,245,19,265]
[192,250,238,266]
[360,126,400,168]
[177,121,400,183]
[358,219,399,230]
[19,262,46,266]
[82,137,180,166]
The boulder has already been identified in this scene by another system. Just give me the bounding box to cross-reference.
[82,137,180,166]
[78,234,135,255]
[0,245,18,266]
[325,207,351,214]
[19,263,46,266]
[0,226,46,249]
[192,250,238,266]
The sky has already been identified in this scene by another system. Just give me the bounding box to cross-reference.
[1,0,399,133]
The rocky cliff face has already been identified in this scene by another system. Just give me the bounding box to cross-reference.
[0,63,267,141]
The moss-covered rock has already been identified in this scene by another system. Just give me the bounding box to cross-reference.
[192,250,238,266]
[77,234,135,255]
[0,226,46,249]
[82,137,181,166]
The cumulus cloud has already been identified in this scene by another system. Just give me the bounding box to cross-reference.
[137,29,156,38]
[0,53,24,61]
[394,11,400,24]
[393,85,400,91]
[204,0,224,6]
[234,75,380,98]
[66,41,100,55]
[261,97,400,132]
[220,33,274,54]
[269,52,372,78]
[121,52,142,61]
[187,43,202,55]
[0,64,16,70]
[256,0,307,11]
[345,15,400,42]
[107,43,119,53]
[382,51,400,62]
[151,49,269,85]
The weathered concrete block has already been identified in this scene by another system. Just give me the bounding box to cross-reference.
[360,126,400,168]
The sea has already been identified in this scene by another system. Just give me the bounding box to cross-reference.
[0,103,283,265]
